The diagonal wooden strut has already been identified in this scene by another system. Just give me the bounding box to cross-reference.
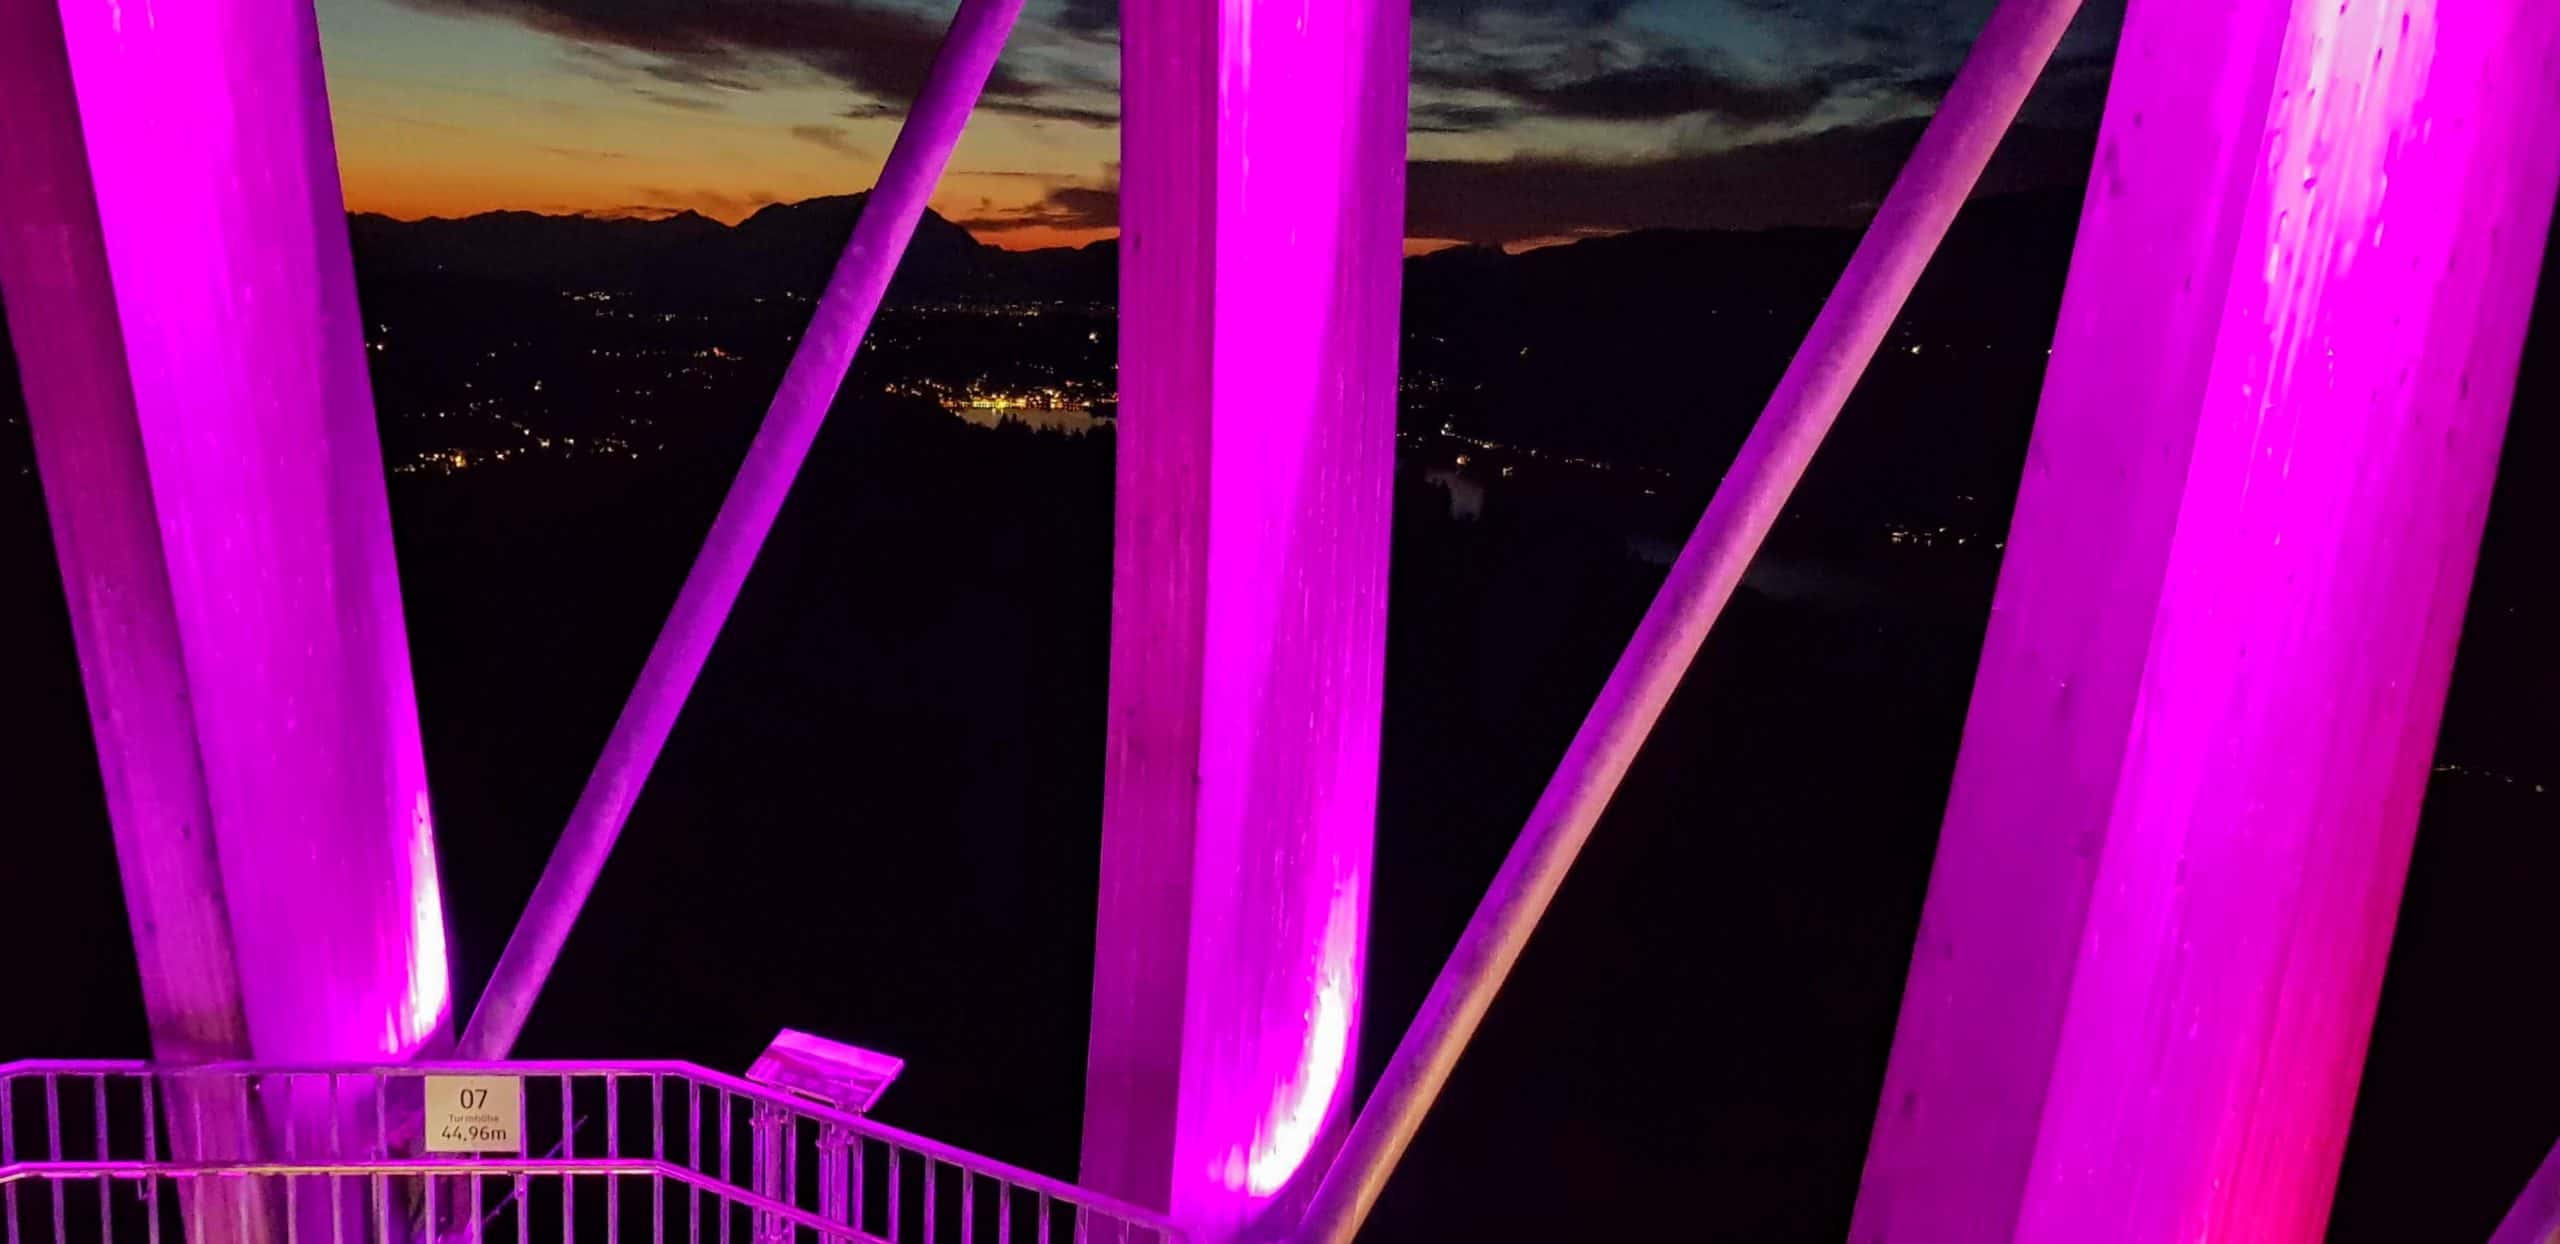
[1287,0,2088,1237]
[460,0,1031,1059]
[2491,1138,2560,1244]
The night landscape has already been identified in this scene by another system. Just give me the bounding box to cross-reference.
[3,0,2556,1241]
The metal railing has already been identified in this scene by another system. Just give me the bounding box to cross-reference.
[0,1062,1181,1244]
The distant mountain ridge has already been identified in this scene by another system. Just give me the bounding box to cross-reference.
[348,193,1114,303]
[347,186,2086,313]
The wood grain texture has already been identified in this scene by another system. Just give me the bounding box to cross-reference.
[1080,0,1406,1232]
[0,0,254,1069]
[3,0,450,1066]
[1856,1,2560,1240]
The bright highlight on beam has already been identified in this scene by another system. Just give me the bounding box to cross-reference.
[1241,883,1361,1197]
[1245,972,1351,1196]
[403,791,453,1052]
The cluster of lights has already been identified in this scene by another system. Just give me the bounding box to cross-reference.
[1887,524,2004,550]
[390,432,644,476]
[2431,762,2549,794]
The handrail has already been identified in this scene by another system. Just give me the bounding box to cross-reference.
[0,1059,1177,1232]
[0,1158,876,1241]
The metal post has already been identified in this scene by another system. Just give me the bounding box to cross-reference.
[750,1104,788,1244]
[1288,0,2086,1238]
[459,0,1031,1059]
[818,1126,853,1230]
[1079,0,1407,1229]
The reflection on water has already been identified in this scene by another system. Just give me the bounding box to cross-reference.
[947,404,1113,434]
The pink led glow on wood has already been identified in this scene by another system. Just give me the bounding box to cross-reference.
[0,0,253,1068]
[461,0,1028,1059]
[2491,1139,2560,1244]
[1080,0,1406,1231]
[1847,1,2282,1235]
[11,0,455,1062]
[1858,1,2560,1240]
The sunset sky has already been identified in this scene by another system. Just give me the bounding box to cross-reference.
[319,0,2124,251]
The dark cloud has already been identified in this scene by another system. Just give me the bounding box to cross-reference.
[1055,0,1115,36]
[634,90,726,113]
[1407,117,2097,244]
[1053,0,1642,36]
[2016,45,2118,128]
[947,117,2094,246]
[399,0,1035,108]
[955,184,1118,234]
[637,60,759,93]
[538,144,632,160]
[844,88,1112,127]
[1417,0,1641,24]
[1733,0,2125,111]
[1417,50,1830,127]
[1412,103,1514,135]
[1027,0,2123,142]
[788,125,868,158]
[978,97,1117,126]
[1730,0,1999,69]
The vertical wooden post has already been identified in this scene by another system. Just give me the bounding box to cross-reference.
[1852,1,2560,1240]
[1080,0,1406,1232]
[6,0,453,1062]
[0,0,253,1069]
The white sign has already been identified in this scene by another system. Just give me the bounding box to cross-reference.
[424,1075,524,1154]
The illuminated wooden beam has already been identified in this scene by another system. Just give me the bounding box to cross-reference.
[6,0,451,1065]
[460,0,1029,1058]
[2490,1139,2560,1244]
[1852,1,2560,1240]
[4,3,459,1235]
[1078,0,1406,1232]
[0,0,251,1069]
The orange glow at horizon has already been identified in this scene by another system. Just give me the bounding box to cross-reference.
[344,168,1435,255]
[344,176,1117,251]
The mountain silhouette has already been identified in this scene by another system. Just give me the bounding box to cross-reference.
[343,186,2090,501]
[348,192,1115,304]
[350,186,2081,316]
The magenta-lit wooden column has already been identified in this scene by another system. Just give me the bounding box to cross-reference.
[1079,0,1405,1232]
[7,0,453,1066]
[1,0,254,1067]
[1852,1,2560,1240]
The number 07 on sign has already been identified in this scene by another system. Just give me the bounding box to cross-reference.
[425,1075,525,1153]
